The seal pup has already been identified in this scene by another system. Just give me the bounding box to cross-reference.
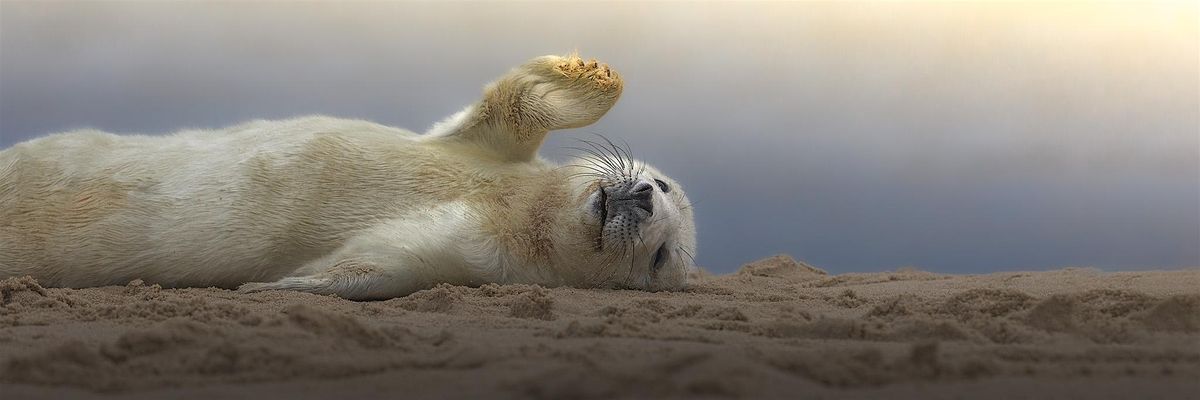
[0,54,697,299]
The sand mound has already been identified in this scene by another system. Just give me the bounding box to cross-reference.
[736,254,828,279]
[1,258,1198,399]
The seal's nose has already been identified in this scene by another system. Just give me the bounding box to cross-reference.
[631,181,654,200]
[606,179,655,219]
[626,180,655,216]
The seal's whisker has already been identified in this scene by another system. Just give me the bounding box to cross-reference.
[578,139,625,177]
[574,138,619,165]
[677,200,700,213]
[566,164,615,178]
[569,180,604,192]
[554,153,604,169]
[568,155,619,179]
[677,246,697,266]
[564,145,622,176]
[643,215,672,226]
[616,137,642,178]
[584,135,627,176]
[601,250,624,284]
[566,159,620,180]
[587,246,623,284]
[564,172,607,180]
[607,244,627,282]
[600,235,630,287]
[561,164,609,175]
[565,140,618,166]
[625,236,638,286]
[593,134,632,178]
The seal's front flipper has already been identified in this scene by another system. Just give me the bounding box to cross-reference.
[425,53,624,162]
[237,264,400,300]
[238,276,342,296]
[239,207,476,300]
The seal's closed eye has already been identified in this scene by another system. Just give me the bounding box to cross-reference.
[651,244,669,271]
[654,179,671,193]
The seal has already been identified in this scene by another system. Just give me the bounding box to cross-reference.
[0,54,697,299]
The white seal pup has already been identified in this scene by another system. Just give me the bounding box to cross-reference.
[0,54,697,299]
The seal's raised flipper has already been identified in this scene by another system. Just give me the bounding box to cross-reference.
[425,53,623,162]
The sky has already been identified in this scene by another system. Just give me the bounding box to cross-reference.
[1,2,1196,274]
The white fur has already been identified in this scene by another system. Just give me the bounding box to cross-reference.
[426,105,475,137]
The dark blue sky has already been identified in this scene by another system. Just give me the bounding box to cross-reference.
[2,2,1196,274]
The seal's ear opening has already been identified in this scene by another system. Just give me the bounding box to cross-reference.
[424,54,623,163]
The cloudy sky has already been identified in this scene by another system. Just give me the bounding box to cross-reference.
[1,2,1196,274]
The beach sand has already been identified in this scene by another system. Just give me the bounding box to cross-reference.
[2,255,1197,399]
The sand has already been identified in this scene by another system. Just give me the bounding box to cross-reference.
[1,255,1197,399]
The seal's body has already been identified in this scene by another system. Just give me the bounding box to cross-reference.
[0,55,697,299]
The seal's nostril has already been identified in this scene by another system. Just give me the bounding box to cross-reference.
[609,180,654,218]
[629,181,654,216]
[632,181,653,196]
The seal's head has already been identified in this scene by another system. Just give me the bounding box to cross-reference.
[551,140,697,291]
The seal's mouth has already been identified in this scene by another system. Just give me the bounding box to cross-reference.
[590,179,658,249]
[594,183,608,226]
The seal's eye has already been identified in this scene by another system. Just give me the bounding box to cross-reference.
[654,179,670,193]
[651,243,669,270]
